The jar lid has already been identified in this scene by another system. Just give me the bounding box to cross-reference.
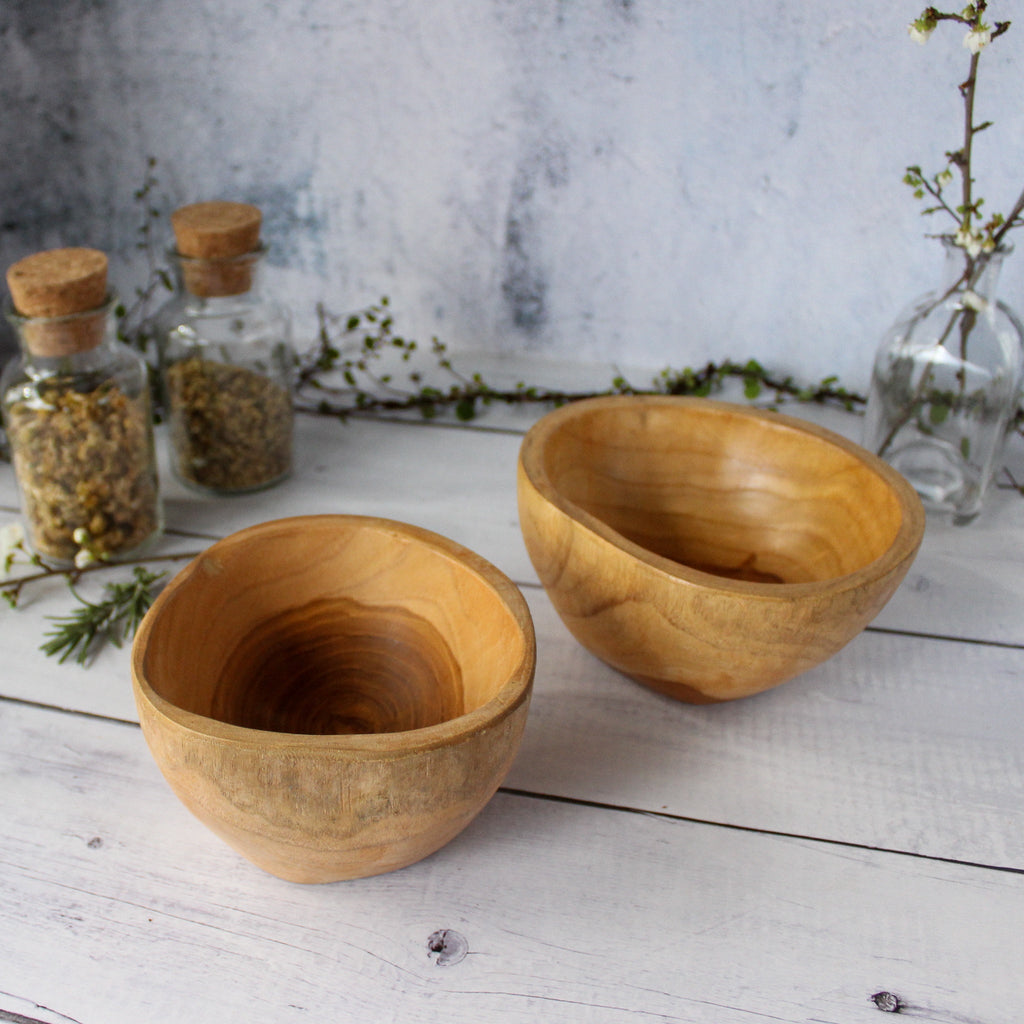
[6,248,109,357]
[171,201,263,297]
[7,247,108,318]
[171,201,262,259]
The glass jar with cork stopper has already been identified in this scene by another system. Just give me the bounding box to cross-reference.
[152,201,295,494]
[0,247,162,565]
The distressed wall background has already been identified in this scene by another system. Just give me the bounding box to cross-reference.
[0,0,1021,389]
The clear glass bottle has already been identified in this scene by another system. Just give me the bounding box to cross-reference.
[152,202,295,495]
[1,248,162,564]
[863,238,1024,525]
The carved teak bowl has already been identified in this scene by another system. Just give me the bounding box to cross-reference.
[131,515,536,883]
[517,396,924,703]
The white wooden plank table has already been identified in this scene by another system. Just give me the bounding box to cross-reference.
[1,359,1022,1024]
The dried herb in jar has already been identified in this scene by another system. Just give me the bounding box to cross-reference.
[153,201,295,495]
[6,378,160,561]
[165,356,293,492]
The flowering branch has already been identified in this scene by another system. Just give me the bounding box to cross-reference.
[905,3,1014,257]
[865,3,1023,519]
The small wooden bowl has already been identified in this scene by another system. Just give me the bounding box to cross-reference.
[131,515,535,882]
[517,396,924,703]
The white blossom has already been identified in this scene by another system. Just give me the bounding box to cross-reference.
[964,26,992,54]
[954,226,986,258]
[0,521,25,570]
[937,168,954,187]
[74,547,98,569]
[908,22,935,45]
[962,290,989,313]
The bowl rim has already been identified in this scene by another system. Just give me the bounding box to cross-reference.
[518,394,925,599]
[130,514,536,754]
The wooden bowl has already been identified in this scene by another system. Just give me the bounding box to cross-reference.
[131,515,535,882]
[517,396,924,703]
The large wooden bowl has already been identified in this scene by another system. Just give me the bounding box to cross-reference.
[131,515,535,883]
[518,396,924,703]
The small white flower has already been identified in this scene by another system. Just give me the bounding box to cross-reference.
[73,527,90,546]
[962,290,989,313]
[74,547,98,569]
[937,169,954,187]
[0,522,25,569]
[964,26,991,54]
[954,226,985,258]
[909,22,935,45]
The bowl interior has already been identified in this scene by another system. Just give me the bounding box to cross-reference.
[140,517,528,736]
[535,400,907,585]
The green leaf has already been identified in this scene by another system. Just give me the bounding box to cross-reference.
[929,402,950,425]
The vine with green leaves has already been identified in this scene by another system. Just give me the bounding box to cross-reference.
[293,295,867,423]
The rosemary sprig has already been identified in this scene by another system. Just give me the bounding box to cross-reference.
[39,567,166,666]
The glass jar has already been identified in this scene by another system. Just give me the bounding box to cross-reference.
[152,203,295,495]
[1,295,163,565]
[862,238,1024,525]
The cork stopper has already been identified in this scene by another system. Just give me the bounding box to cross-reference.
[171,201,262,297]
[6,248,109,357]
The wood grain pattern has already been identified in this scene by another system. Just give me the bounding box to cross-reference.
[211,596,466,734]
[131,514,536,883]
[518,395,925,702]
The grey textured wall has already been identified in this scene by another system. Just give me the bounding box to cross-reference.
[1,0,1022,388]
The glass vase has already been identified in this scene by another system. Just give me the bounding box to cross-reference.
[862,239,1024,525]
